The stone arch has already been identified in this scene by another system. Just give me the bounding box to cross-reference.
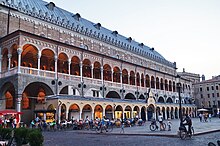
[122,69,128,84]
[106,91,120,99]
[125,93,136,100]
[1,82,16,109]
[175,107,178,119]
[124,105,132,119]
[69,104,80,120]
[151,76,155,88]
[145,75,150,87]
[136,72,140,86]
[158,96,165,103]
[94,104,103,119]
[166,97,173,103]
[141,106,146,121]
[166,107,170,119]
[70,56,80,76]
[139,94,145,100]
[160,78,164,90]
[21,44,38,69]
[58,52,68,74]
[103,64,112,81]
[133,106,140,118]
[147,104,154,121]
[40,49,55,71]
[10,44,18,69]
[130,71,135,85]
[156,77,160,89]
[82,59,92,78]
[93,61,101,79]
[1,48,8,71]
[162,107,166,119]
[115,105,123,119]
[60,103,67,121]
[141,73,144,87]
[82,104,92,120]
[105,105,113,119]
[113,66,120,83]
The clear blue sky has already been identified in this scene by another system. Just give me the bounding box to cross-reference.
[45,0,220,80]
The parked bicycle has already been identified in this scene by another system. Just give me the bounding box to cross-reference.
[95,120,113,133]
[179,125,194,140]
[149,119,166,131]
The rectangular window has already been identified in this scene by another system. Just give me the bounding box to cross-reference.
[200,87,202,92]
[212,93,215,97]
[73,89,76,95]
[201,94,203,98]
[208,94,210,98]
[96,91,99,97]
[93,90,96,97]
[207,87,209,91]
[216,86,219,90]
[217,93,219,97]
[212,86,214,90]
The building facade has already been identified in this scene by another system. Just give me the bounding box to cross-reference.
[194,75,220,116]
[0,0,196,124]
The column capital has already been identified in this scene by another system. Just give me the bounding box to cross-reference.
[54,55,58,61]
[8,54,12,58]
[17,47,22,55]
[37,52,41,59]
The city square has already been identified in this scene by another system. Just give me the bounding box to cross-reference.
[0,0,220,146]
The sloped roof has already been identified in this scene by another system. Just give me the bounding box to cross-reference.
[0,0,175,68]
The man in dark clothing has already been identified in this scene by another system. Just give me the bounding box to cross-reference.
[182,114,192,135]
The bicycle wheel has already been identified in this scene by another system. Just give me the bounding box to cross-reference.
[179,130,186,140]
[162,123,166,130]
[191,126,194,136]
[150,124,156,131]
[107,125,113,132]
[95,126,101,133]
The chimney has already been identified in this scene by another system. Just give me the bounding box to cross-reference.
[201,75,205,81]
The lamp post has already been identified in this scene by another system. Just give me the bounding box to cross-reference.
[176,75,183,127]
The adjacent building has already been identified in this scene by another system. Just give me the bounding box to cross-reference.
[0,0,196,124]
[194,75,220,116]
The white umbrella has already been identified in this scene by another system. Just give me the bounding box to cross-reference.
[197,108,209,112]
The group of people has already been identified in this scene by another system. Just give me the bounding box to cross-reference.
[0,116,17,128]
[199,113,212,122]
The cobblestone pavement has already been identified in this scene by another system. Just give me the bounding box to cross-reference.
[43,117,220,146]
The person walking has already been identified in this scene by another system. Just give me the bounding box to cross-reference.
[158,113,165,131]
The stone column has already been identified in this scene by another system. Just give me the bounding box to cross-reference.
[54,55,58,79]
[7,54,12,71]
[80,61,83,82]
[68,58,71,75]
[0,55,2,73]
[101,66,104,84]
[16,95,22,123]
[17,48,22,73]
[91,64,94,79]
[91,111,94,120]
[79,110,82,120]
[111,68,113,82]
[37,52,41,75]
[102,110,105,117]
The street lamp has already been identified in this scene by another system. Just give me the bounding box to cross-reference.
[176,75,183,127]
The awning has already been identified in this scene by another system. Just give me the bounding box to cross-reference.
[0,110,23,115]
[197,108,209,112]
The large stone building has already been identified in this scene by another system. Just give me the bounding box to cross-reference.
[194,75,220,116]
[0,0,196,124]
